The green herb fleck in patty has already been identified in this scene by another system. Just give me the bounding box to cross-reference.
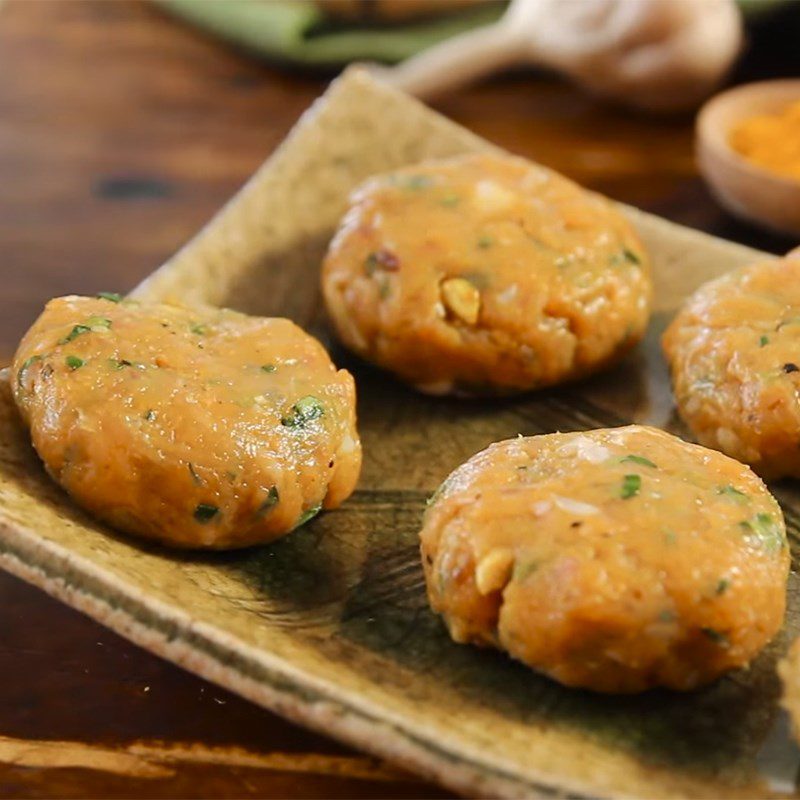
[256,486,280,516]
[620,454,657,468]
[623,248,641,265]
[740,512,784,552]
[701,627,729,646]
[65,355,84,370]
[513,560,538,582]
[610,248,642,267]
[58,324,91,344]
[96,292,123,303]
[187,463,202,486]
[261,364,277,373]
[17,355,42,388]
[403,174,432,191]
[281,396,324,428]
[295,503,322,528]
[717,485,748,502]
[193,503,219,524]
[426,480,449,507]
[58,316,111,345]
[620,474,641,499]
[365,249,399,274]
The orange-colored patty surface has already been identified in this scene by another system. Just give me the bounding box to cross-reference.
[663,251,800,478]
[13,295,361,549]
[421,425,788,692]
[322,153,652,395]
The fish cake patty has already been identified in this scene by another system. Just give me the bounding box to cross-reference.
[420,425,788,693]
[12,295,361,549]
[663,251,800,479]
[322,153,652,395]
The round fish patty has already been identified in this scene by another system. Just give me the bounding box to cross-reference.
[420,425,788,693]
[12,295,361,549]
[321,152,652,396]
[663,250,800,479]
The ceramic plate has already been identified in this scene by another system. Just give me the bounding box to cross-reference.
[1,68,799,799]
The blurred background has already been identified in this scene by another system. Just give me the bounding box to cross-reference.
[1,1,800,797]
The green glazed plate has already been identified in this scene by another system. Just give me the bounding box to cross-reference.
[1,69,799,798]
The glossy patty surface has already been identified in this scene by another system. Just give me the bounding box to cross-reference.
[322,153,652,395]
[12,295,361,549]
[663,252,800,479]
[420,425,788,692]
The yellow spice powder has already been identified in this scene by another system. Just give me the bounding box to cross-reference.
[729,99,800,181]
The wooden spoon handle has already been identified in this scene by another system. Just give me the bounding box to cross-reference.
[373,21,526,100]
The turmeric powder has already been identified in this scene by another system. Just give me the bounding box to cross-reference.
[729,100,800,182]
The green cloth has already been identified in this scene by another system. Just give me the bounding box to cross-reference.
[158,0,791,69]
[737,0,789,17]
[157,1,506,66]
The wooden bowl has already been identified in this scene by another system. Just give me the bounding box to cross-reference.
[697,79,800,238]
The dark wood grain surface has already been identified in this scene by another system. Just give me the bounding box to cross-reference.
[0,1,798,797]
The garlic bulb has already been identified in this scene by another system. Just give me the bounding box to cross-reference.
[373,0,743,113]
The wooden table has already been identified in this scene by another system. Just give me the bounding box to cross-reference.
[0,2,797,797]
